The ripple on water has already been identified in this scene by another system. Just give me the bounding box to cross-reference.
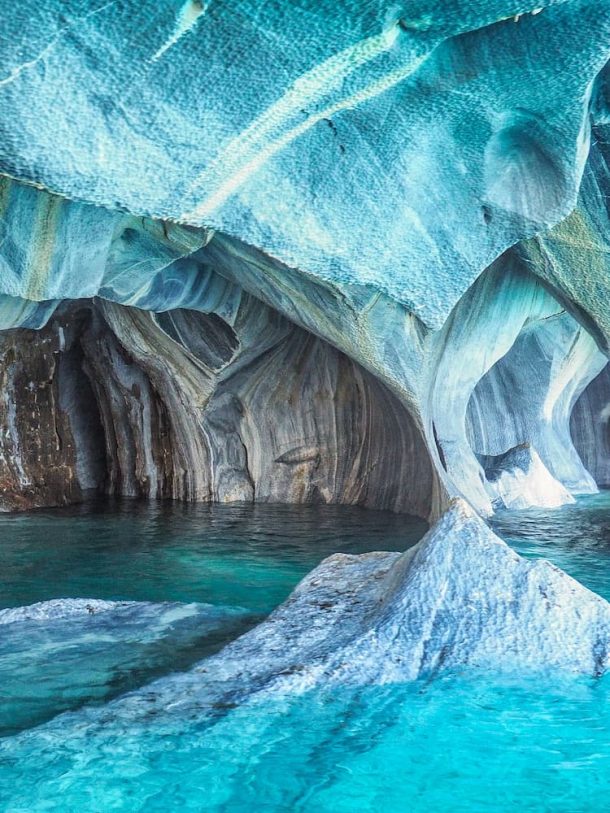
[2,496,610,811]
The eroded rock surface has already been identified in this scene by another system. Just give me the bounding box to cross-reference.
[0,598,252,736]
[480,444,575,510]
[3,499,609,754]
[0,5,608,517]
[571,363,610,488]
[0,298,434,516]
[180,499,610,694]
[1,3,609,330]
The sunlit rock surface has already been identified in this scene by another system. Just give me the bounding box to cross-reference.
[479,443,575,510]
[179,499,610,691]
[3,500,610,760]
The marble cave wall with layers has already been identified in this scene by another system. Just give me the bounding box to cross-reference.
[0,1,609,520]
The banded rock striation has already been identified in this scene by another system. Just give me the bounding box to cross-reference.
[0,3,609,516]
[0,298,433,515]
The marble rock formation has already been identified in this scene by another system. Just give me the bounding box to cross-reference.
[0,3,608,516]
[4,500,610,755]
[0,297,434,515]
[175,499,610,695]
[1,2,609,328]
[571,364,610,488]
[479,443,575,510]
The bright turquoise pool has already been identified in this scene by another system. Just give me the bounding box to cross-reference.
[1,496,610,811]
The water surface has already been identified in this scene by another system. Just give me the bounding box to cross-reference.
[3,495,610,811]
[0,499,427,613]
[492,490,610,600]
[0,500,426,740]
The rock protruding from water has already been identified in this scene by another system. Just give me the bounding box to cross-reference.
[0,598,252,735]
[3,501,610,748]
[480,443,575,510]
[175,500,610,699]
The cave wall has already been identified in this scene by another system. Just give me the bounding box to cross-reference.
[571,364,610,487]
[1,236,605,521]
[466,310,606,493]
[0,306,105,509]
[1,199,608,519]
[3,177,610,520]
[0,297,434,517]
[0,5,608,518]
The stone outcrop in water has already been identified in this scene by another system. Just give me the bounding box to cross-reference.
[3,500,609,752]
[176,500,610,693]
[0,3,608,516]
[479,444,575,510]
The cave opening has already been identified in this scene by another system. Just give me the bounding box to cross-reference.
[465,303,609,510]
[419,248,610,515]
[0,296,437,520]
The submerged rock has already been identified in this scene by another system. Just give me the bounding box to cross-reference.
[480,443,575,510]
[0,598,252,736]
[70,499,609,726]
[2,501,609,757]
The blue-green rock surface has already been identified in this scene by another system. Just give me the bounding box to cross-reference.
[0,2,609,326]
[0,2,609,518]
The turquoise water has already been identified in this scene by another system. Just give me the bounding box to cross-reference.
[2,496,610,811]
[0,501,426,741]
[492,491,610,601]
[2,675,607,812]
[0,499,426,613]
